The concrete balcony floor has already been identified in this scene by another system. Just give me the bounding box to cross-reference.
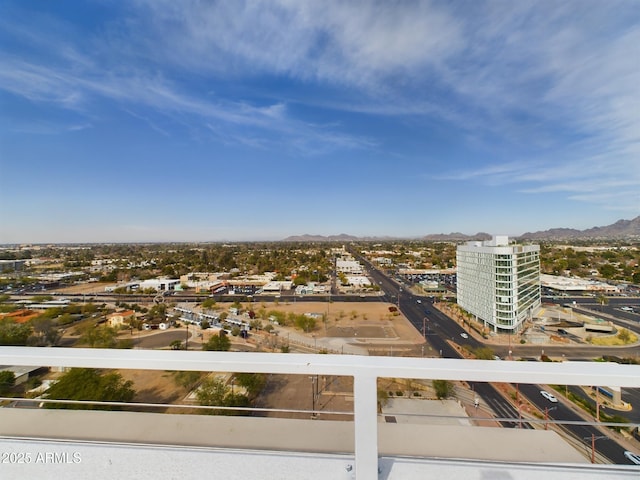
[2,437,638,480]
[1,409,638,480]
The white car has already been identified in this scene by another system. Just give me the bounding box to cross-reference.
[540,390,558,403]
[460,332,469,339]
[624,451,640,465]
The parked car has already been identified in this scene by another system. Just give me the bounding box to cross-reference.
[540,390,558,403]
[624,451,640,465]
[460,332,469,339]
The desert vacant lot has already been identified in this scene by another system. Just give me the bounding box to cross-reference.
[51,297,426,409]
[237,300,425,345]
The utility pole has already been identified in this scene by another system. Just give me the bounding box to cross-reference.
[585,435,609,464]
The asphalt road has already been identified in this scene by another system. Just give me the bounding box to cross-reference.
[358,256,639,462]
[518,383,638,465]
[363,258,530,429]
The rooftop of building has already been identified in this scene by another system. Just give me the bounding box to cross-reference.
[1,347,639,480]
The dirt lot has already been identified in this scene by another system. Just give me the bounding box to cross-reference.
[56,283,116,294]
[118,369,184,405]
[249,300,425,347]
[102,301,425,412]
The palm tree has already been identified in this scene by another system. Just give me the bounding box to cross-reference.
[596,294,609,311]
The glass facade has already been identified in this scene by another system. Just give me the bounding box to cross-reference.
[456,239,540,332]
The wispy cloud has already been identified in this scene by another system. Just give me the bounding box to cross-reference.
[1,1,638,213]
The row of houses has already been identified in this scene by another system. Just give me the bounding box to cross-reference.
[172,306,250,331]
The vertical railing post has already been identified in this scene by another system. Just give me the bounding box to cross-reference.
[353,372,378,480]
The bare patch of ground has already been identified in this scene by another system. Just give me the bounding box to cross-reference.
[118,369,184,409]
[56,283,115,294]
[252,300,425,348]
[54,299,426,416]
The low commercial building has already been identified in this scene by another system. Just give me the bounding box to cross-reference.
[262,281,294,292]
[336,259,363,274]
[346,276,371,287]
[138,279,181,292]
[540,274,619,294]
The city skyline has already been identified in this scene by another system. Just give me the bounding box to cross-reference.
[1,1,639,244]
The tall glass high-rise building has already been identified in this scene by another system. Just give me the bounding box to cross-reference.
[456,236,540,332]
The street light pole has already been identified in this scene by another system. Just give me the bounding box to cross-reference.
[310,376,316,419]
[518,404,522,429]
[544,406,556,430]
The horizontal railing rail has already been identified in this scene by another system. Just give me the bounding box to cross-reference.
[2,347,639,480]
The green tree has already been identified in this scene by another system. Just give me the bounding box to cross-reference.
[196,376,250,415]
[82,302,99,315]
[596,294,609,311]
[147,303,168,320]
[201,298,217,310]
[195,376,229,413]
[377,388,389,411]
[249,320,262,331]
[234,373,266,397]
[44,368,135,410]
[79,325,118,348]
[224,392,250,413]
[57,313,74,326]
[28,317,61,346]
[0,370,16,394]
[267,310,286,325]
[617,328,631,343]
[432,380,454,399]
[294,315,316,333]
[598,264,616,279]
[0,319,32,345]
[172,371,203,390]
[203,333,231,351]
[473,346,496,360]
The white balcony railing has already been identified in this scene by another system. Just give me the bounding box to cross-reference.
[1,347,640,479]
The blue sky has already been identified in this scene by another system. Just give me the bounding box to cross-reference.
[1,1,639,243]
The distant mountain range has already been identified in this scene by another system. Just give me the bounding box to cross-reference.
[281,216,640,242]
[518,216,640,240]
[281,233,396,242]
